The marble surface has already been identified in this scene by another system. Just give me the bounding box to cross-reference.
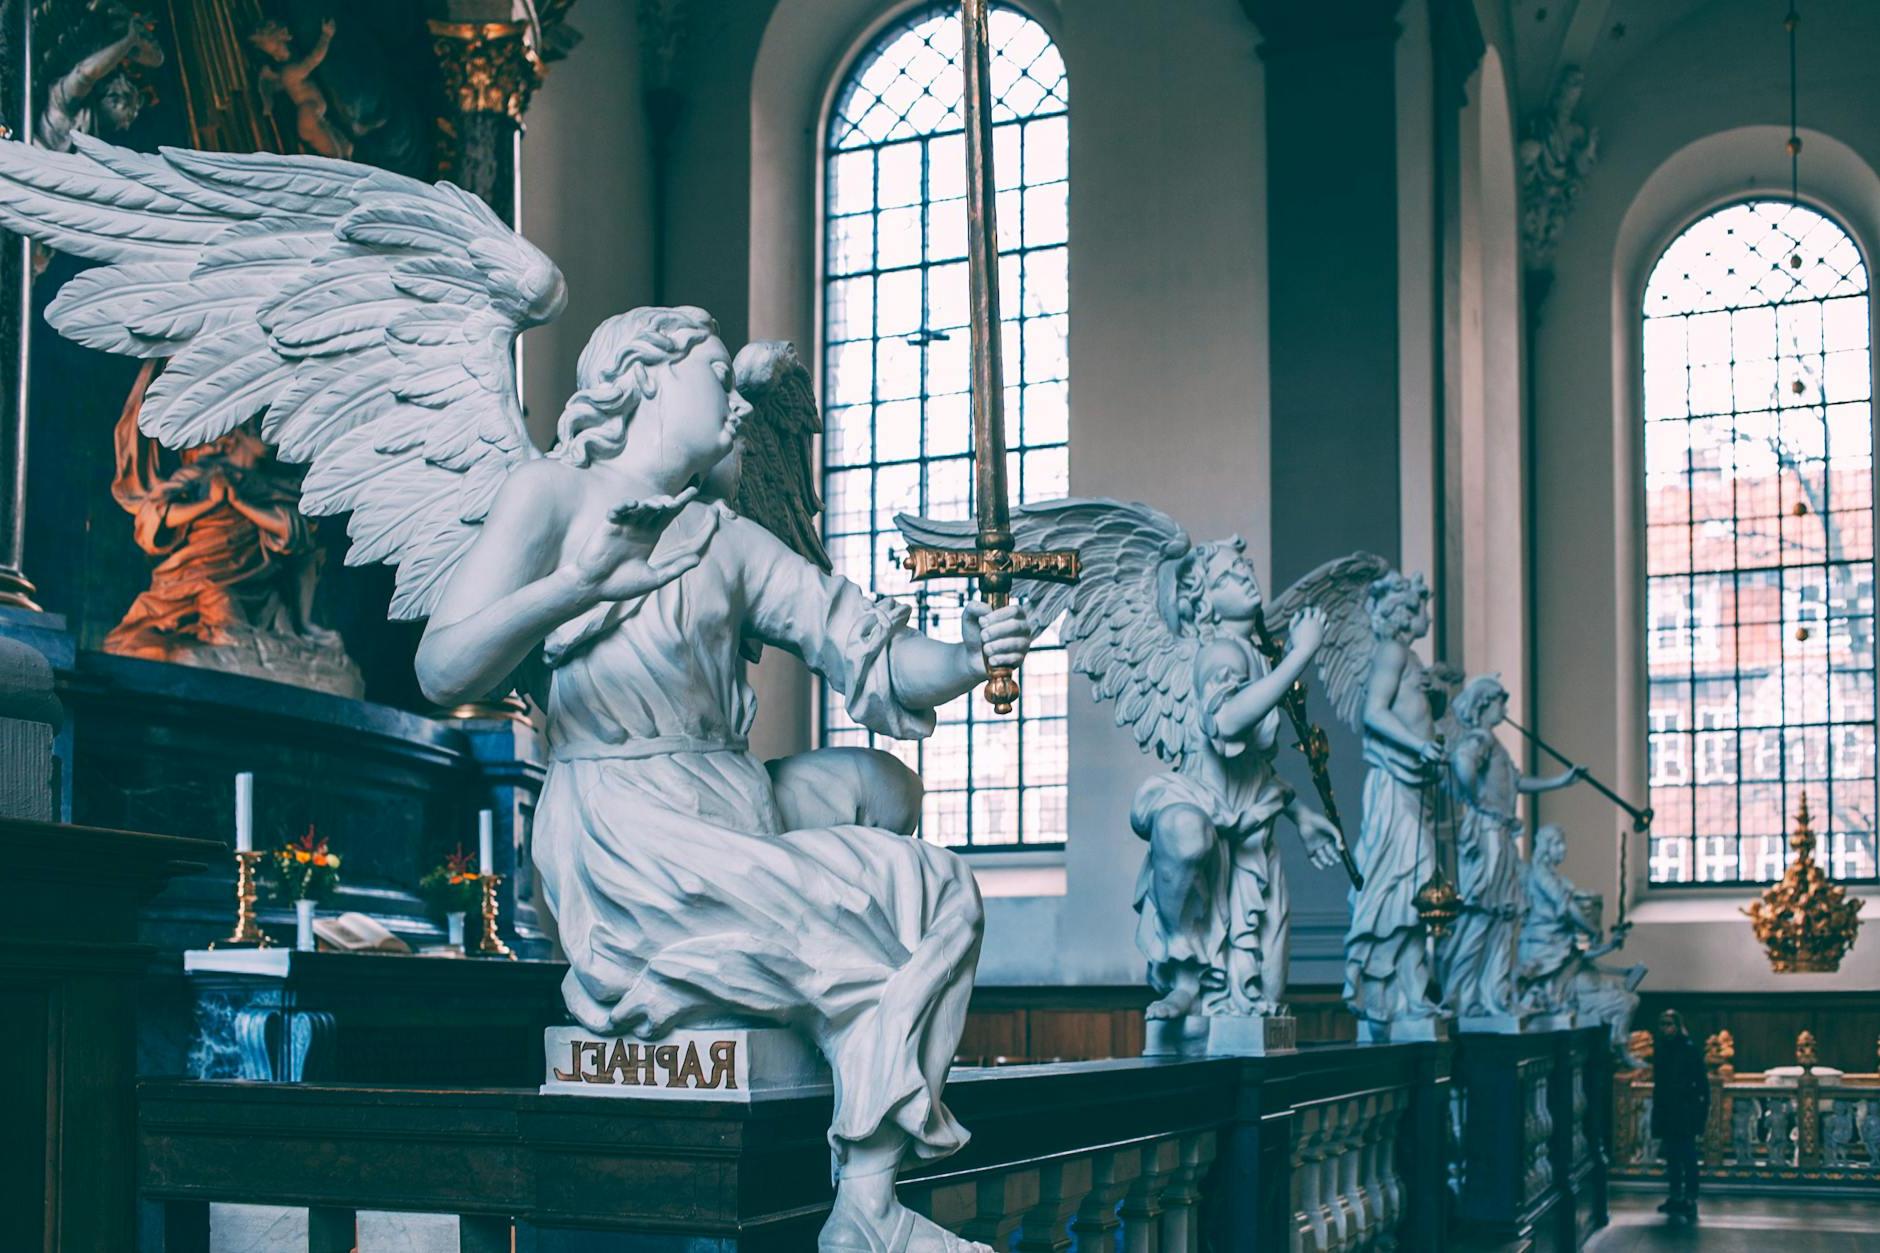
[209,1206,459,1253]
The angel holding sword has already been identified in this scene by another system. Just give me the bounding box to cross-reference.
[898,503,1348,1029]
[0,137,1036,1252]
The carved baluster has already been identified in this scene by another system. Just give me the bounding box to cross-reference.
[1344,1095,1379,1247]
[1014,1156,1094,1252]
[1327,1100,1358,1250]
[1071,1146,1141,1247]
[1291,1104,1328,1252]
[1155,1132,1215,1253]
[1121,1140,1180,1253]
[960,1168,1041,1250]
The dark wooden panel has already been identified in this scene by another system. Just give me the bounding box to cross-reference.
[1635,990,1880,1074]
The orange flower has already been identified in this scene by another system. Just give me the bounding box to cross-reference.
[312,853,328,866]
[295,850,311,864]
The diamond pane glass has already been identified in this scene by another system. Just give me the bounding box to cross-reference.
[1644,200,1877,884]
[821,4,1069,849]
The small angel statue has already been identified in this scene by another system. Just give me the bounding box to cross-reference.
[0,135,1040,1253]
[898,503,1347,1051]
[1439,673,1585,1026]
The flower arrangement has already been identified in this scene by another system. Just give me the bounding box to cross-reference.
[420,844,486,916]
[266,826,341,903]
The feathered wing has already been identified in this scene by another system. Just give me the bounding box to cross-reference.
[1267,551,1395,731]
[0,134,568,619]
[732,340,830,570]
[897,498,1200,763]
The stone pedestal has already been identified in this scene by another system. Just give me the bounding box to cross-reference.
[1460,1009,1575,1035]
[1144,1013,1298,1057]
[541,1026,830,1100]
[1358,1016,1453,1044]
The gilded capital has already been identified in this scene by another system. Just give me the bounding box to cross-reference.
[429,19,543,122]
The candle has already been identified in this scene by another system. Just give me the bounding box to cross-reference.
[235,772,254,853]
[479,808,495,874]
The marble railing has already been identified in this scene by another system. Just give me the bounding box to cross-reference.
[137,1045,1466,1252]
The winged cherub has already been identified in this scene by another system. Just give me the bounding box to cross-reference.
[898,502,1347,1032]
[0,136,1039,1253]
[1262,557,1449,1038]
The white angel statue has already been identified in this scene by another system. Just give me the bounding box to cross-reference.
[0,135,1039,1253]
[1263,557,1449,1038]
[898,501,1347,1041]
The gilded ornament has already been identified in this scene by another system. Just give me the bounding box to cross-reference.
[1743,796,1863,973]
[428,19,542,122]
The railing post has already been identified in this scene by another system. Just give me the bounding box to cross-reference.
[1014,1156,1095,1252]
[1399,1041,1452,1252]
[1157,1132,1215,1253]
[1071,1146,1142,1249]
[1121,1139,1180,1252]
[1797,1071,1823,1169]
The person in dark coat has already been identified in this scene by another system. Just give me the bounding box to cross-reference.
[1651,1009,1710,1219]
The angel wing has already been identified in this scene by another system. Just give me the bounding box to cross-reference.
[1266,551,1395,732]
[897,498,1200,763]
[731,340,830,571]
[0,133,567,619]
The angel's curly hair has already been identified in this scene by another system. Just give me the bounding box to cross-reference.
[1365,570,1430,642]
[1162,534,1249,639]
[1452,673,1508,729]
[555,306,718,467]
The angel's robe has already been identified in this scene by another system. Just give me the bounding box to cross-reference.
[534,501,981,1164]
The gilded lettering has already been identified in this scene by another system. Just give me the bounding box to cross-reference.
[579,1040,610,1083]
[707,1040,737,1090]
[653,1043,680,1084]
[675,1041,707,1088]
[622,1042,657,1086]
[551,1039,585,1083]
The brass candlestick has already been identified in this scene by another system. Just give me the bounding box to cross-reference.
[477,873,515,959]
[210,850,273,949]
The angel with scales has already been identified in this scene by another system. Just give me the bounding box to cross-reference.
[0,136,1036,1252]
[900,503,1350,1050]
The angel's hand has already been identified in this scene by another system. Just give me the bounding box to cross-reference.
[567,486,709,603]
[1418,738,1448,765]
[1295,807,1344,870]
[962,601,1035,676]
[1287,606,1327,657]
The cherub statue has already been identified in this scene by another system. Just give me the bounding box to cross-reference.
[0,136,1041,1253]
[248,17,354,160]
[1518,825,1646,1053]
[1439,674,1586,1024]
[1273,558,1447,1038]
[35,7,165,152]
[896,505,1347,1043]
[104,363,362,697]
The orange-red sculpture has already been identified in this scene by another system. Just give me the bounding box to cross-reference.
[104,362,362,696]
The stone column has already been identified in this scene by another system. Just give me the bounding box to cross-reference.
[0,0,37,610]
[428,17,544,226]
[1241,0,1405,811]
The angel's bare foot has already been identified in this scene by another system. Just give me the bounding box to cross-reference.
[1145,968,1201,1020]
[822,1175,992,1252]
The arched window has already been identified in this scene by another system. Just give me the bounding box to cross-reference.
[820,4,1069,849]
[1643,200,1876,884]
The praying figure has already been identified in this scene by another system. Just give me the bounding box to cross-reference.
[1439,674,1585,1024]
[895,505,1348,1044]
[0,133,1040,1251]
[104,364,362,697]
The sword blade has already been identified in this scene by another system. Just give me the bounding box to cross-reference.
[959,0,1011,544]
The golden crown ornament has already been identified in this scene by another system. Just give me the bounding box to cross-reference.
[1742,796,1863,974]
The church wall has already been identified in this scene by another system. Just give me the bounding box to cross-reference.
[1533,0,1880,993]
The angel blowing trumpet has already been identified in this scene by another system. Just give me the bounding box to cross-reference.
[0,134,1047,1253]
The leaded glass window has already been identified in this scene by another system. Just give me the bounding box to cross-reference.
[1643,200,1877,884]
[820,4,1069,849]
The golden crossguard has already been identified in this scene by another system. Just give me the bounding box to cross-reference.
[903,536,1081,714]
[902,0,1081,715]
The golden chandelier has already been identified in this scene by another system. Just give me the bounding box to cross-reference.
[1742,796,1863,974]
